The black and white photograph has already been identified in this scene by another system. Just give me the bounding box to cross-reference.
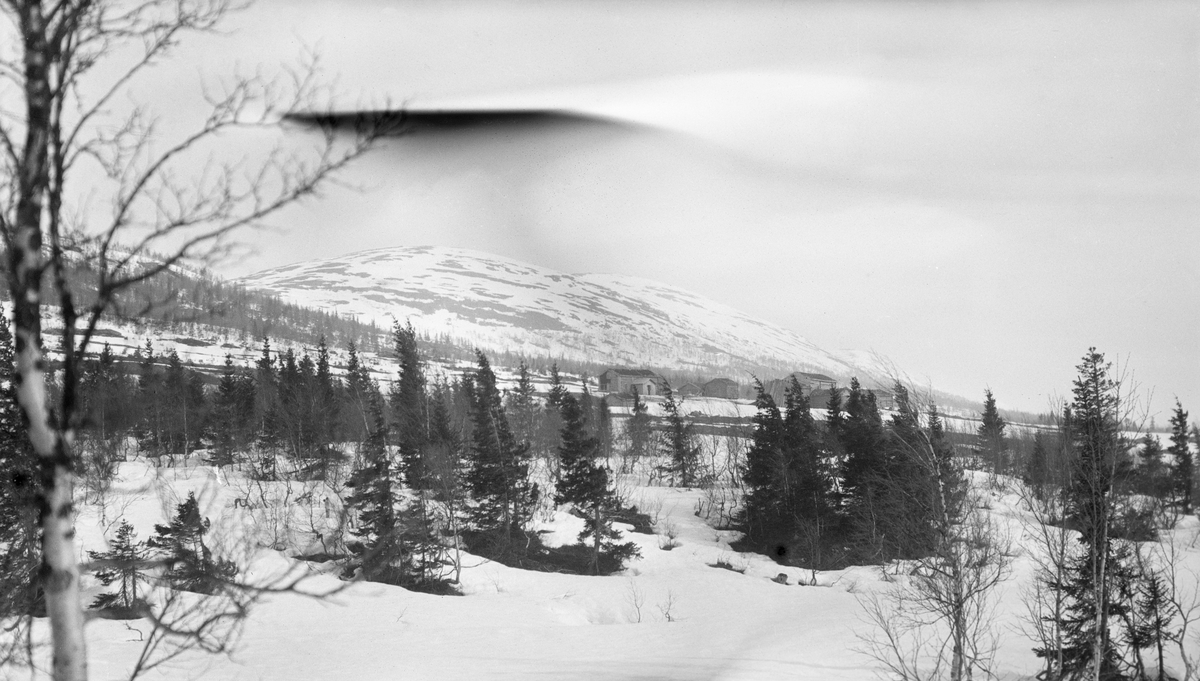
[1,1,1198,680]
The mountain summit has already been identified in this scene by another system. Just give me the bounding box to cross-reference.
[241,246,854,376]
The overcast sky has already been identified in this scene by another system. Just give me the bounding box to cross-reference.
[98,0,1198,418]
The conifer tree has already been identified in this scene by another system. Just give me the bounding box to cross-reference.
[314,336,340,467]
[781,376,832,535]
[254,337,281,460]
[148,492,237,595]
[1023,431,1053,495]
[342,341,373,441]
[546,363,567,411]
[739,381,787,542]
[425,385,468,582]
[390,321,428,490]
[824,385,845,454]
[136,340,165,460]
[209,355,241,467]
[464,352,535,552]
[344,394,404,584]
[163,350,205,458]
[1135,434,1169,499]
[209,355,256,467]
[555,392,638,573]
[659,384,700,486]
[876,382,942,558]
[87,521,149,612]
[78,343,135,445]
[504,360,538,448]
[1045,348,1128,679]
[596,395,614,461]
[0,314,40,618]
[1113,558,1175,681]
[840,377,884,505]
[389,321,447,587]
[538,363,567,482]
[625,391,651,469]
[978,388,1007,472]
[1168,401,1193,514]
[927,404,965,523]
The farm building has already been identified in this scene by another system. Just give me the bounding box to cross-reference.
[702,378,739,400]
[867,388,896,411]
[598,368,668,396]
[764,372,838,404]
[792,372,836,391]
[677,382,702,398]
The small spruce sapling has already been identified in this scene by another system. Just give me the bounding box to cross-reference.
[148,492,237,595]
[88,520,149,614]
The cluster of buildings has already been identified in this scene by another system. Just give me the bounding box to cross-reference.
[596,368,845,403]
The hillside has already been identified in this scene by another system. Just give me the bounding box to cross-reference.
[240,246,857,379]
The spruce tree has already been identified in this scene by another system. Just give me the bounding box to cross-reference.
[1133,569,1175,681]
[390,321,428,490]
[658,384,700,487]
[1023,430,1053,496]
[596,395,613,461]
[389,321,445,587]
[840,377,884,506]
[927,404,965,524]
[555,392,638,573]
[546,363,567,411]
[418,385,468,586]
[622,391,651,473]
[87,520,149,612]
[136,340,165,460]
[209,354,255,467]
[253,337,281,476]
[342,341,373,441]
[538,363,567,482]
[1136,434,1168,499]
[209,355,240,467]
[739,381,787,542]
[314,335,340,471]
[781,376,831,537]
[878,383,940,558]
[464,352,535,553]
[824,385,845,453]
[79,343,135,444]
[1168,401,1193,514]
[148,492,237,595]
[345,394,405,584]
[0,314,40,617]
[163,350,205,458]
[504,360,538,448]
[978,388,1007,472]
[1046,349,1128,679]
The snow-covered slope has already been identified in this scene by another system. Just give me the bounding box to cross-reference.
[241,246,855,376]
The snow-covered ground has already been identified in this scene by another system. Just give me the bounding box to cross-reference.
[27,459,1200,681]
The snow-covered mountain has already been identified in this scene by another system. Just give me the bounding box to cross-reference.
[241,246,856,377]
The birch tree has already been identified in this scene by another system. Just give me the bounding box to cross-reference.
[0,1,381,678]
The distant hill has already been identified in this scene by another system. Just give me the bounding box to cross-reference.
[241,246,860,381]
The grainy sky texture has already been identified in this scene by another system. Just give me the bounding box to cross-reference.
[91,1,1200,416]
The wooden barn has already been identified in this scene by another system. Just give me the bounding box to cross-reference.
[598,368,667,396]
[677,382,703,398]
[702,378,739,400]
[764,372,838,404]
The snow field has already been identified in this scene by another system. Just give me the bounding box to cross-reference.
[25,459,1200,680]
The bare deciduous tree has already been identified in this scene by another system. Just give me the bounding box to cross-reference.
[858,379,1013,681]
[0,1,384,678]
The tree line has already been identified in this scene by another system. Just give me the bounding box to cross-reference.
[735,349,1198,681]
[0,316,646,619]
